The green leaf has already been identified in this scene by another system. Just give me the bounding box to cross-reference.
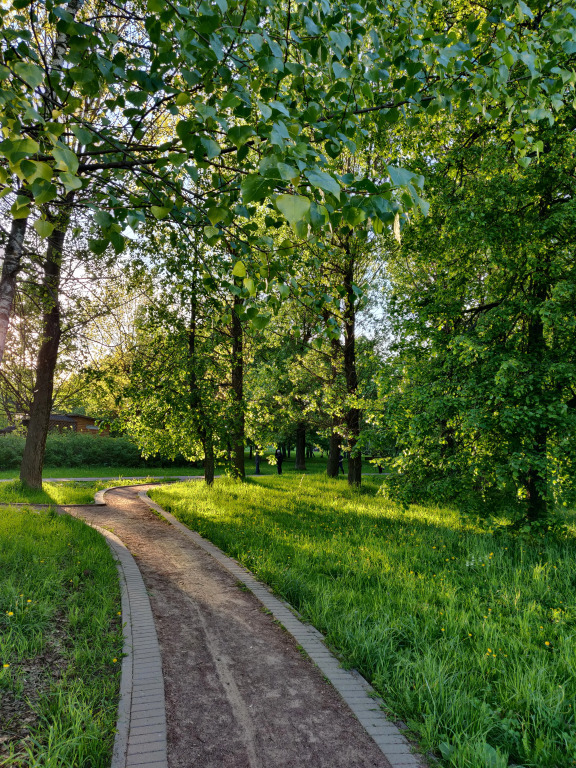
[257,101,272,120]
[52,146,79,174]
[89,238,110,255]
[241,175,274,204]
[1,137,40,164]
[387,165,419,188]
[277,163,299,181]
[207,207,227,225]
[69,66,96,86]
[14,62,44,88]
[228,125,254,147]
[126,91,148,108]
[204,226,220,238]
[33,218,54,238]
[232,261,247,278]
[332,62,350,79]
[10,203,30,220]
[251,314,271,330]
[528,108,553,124]
[59,172,82,192]
[147,0,165,10]
[516,1,533,19]
[305,169,340,200]
[32,181,57,204]
[276,194,310,226]
[26,161,52,182]
[200,138,221,159]
[343,206,367,227]
[94,211,114,230]
[151,205,171,219]
[243,277,256,295]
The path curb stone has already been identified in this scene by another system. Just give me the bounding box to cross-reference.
[139,490,424,768]
[85,522,168,768]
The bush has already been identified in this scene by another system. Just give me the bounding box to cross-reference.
[0,431,193,469]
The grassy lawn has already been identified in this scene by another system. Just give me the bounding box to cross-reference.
[150,475,576,768]
[0,478,180,506]
[0,508,122,767]
[0,466,203,480]
[0,454,338,481]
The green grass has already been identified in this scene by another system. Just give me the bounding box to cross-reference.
[0,454,337,481]
[0,478,178,505]
[0,466,202,480]
[0,508,123,767]
[150,475,576,768]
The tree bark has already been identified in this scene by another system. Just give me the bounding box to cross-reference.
[230,294,245,478]
[327,426,341,478]
[294,422,306,471]
[0,0,85,369]
[20,224,67,489]
[343,252,361,486]
[523,278,548,520]
[0,216,28,367]
[203,432,215,486]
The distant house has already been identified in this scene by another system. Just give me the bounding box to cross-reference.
[18,413,110,436]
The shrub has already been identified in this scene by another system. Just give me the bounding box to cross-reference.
[0,431,193,469]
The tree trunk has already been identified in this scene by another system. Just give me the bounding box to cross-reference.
[327,425,341,477]
[295,422,306,471]
[20,225,67,489]
[343,253,361,486]
[230,294,245,479]
[0,0,85,368]
[523,280,548,520]
[0,216,28,367]
[204,432,215,486]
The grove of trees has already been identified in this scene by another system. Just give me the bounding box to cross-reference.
[1,0,576,525]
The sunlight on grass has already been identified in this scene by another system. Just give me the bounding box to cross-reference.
[151,475,576,768]
[0,509,122,766]
[0,478,179,505]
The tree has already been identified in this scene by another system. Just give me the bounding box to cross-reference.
[379,112,576,521]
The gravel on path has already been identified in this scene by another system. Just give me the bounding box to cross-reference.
[66,485,395,768]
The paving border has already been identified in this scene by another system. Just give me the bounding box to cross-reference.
[8,501,168,768]
[139,490,424,768]
[87,522,168,768]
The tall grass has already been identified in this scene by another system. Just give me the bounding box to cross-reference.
[151,475,576,768]
[0,509,122,767]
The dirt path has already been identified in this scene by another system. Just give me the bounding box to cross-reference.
[67,486,392,768]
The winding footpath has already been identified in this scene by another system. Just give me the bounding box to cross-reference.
[61,485,425,768]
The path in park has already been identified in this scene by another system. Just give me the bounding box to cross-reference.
[67,486,399,768]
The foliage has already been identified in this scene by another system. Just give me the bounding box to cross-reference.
[0,431,193,469]
[376,115,576,520]
[151,475,576,768]
[1,0,574,257]
[0,509,122,767]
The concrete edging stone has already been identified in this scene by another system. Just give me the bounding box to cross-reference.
[84,521,168,768]
[5,494,168,768]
